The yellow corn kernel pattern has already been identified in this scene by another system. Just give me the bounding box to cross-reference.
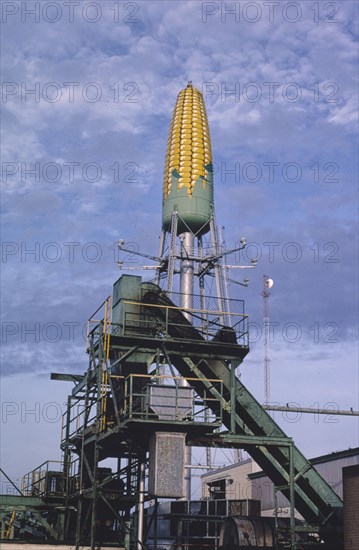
[164,84,212,199]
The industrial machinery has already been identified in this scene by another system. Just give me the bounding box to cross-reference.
[0,84,344,549]
[219,516,307,549]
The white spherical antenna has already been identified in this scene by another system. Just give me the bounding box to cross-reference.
[265,278,274,289]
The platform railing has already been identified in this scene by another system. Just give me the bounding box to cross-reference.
[61,372,222,442]
[67,456,140,498]
[121,300,249,347]
[111,374,223,426]
[61,400,98,444]
[21,460,64,497]
[85,295,112,354]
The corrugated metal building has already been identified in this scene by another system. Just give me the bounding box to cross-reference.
[201,447,359,519]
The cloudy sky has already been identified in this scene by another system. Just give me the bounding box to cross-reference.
[1,0,358,495]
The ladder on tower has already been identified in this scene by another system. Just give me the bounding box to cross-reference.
[166,211,178,295]
[4,510,16,539]
[100,295,112,432]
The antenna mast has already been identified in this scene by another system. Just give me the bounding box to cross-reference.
[261,276,273,404]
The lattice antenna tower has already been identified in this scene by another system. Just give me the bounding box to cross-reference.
[261,276,274,404]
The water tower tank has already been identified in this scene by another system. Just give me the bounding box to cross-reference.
[162,83,214,236]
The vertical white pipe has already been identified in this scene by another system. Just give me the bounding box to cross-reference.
[180,231,194,501]
[180,232,194,314]
[137,461,145,550]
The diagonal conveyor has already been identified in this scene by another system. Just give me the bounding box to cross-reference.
[141,284,343,539]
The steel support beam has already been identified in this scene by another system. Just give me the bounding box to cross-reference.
[263,405,359,416]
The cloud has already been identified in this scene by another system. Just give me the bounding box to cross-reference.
[328,95,358,126]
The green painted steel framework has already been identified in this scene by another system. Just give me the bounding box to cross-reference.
[0,275,344,549]
[61,275,343,549]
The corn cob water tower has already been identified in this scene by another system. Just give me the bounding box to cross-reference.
[162,82,213,236]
